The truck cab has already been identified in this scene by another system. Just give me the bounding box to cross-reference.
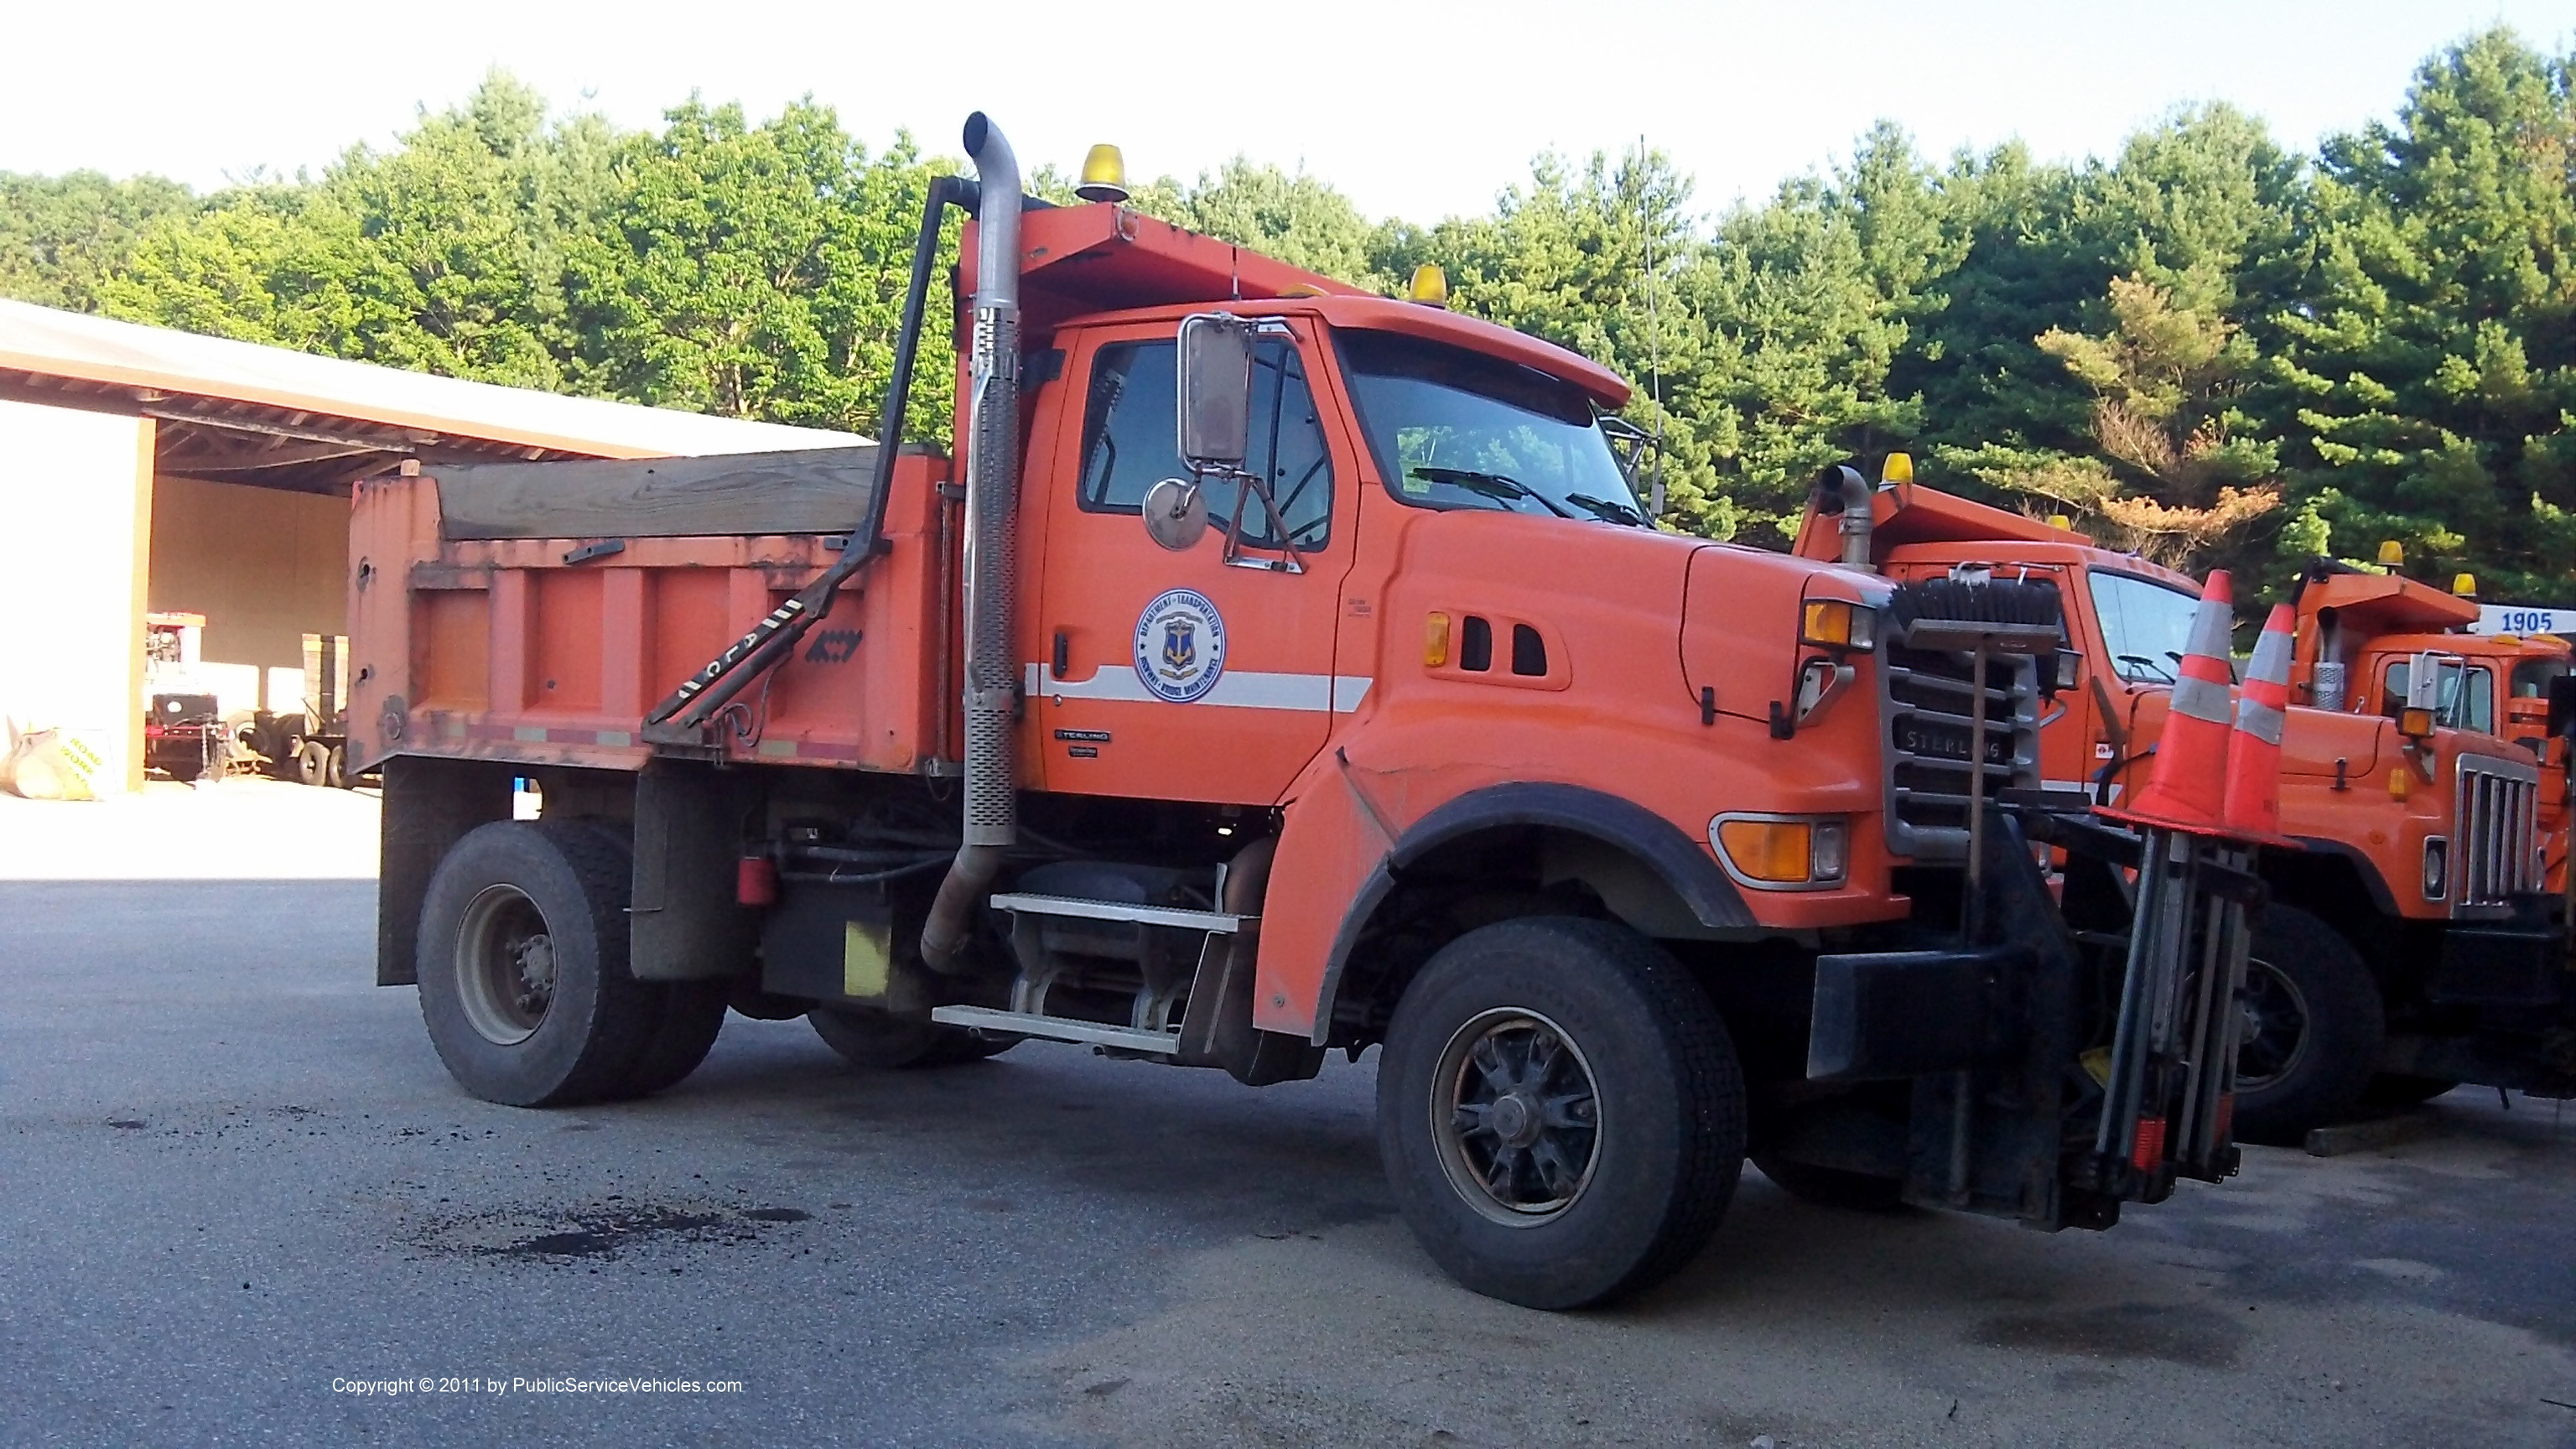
[1795,472,2576,1138]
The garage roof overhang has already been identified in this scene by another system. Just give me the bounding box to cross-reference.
[0,299,862,495]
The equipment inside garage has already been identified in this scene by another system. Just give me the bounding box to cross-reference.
[0,299,856,795]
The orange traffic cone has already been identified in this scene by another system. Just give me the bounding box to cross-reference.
[2221,605,2297,844]
[2103,570,2236,835]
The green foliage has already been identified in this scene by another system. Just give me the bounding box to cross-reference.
[0,169,195,313]
[564,100,955,438]
[2275,29,2576,600]
[9,32,2576,606]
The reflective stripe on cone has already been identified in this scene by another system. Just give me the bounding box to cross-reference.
[2222,605,2298,845]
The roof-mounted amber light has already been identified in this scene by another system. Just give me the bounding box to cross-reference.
[2377,539,2405,569]
[1075,143,1129,204]
[2452,573,2477,598]
[1879,452,1914,486]
[1407,264,1449,307]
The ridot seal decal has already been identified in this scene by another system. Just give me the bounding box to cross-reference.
[1134,588,1226,704]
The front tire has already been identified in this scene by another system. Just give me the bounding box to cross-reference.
[417,821,662,1107]
[1376,917,1745,1310]
[2232,904,2385,1145]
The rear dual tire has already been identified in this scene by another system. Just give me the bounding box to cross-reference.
[1376,917,1746,1310]
[418,820,725,1107]
[810,1007,1019,1069]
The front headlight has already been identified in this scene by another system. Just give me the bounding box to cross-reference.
[1800,599,1877,653]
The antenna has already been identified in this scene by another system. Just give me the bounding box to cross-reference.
[1638,134,1667,519]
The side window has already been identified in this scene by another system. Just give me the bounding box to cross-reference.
[1078,337,1332,550]
[2382,660,2495,732]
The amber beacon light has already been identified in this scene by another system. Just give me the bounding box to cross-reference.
[1075,144,1130,203]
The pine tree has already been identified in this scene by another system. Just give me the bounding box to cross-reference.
[2272,29,2576,600]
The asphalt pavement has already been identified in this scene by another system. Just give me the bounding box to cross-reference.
[3,795,2573,1446]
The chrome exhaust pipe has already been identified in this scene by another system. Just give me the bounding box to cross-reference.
[923,112,1023,973]
[1815,464,1877,572]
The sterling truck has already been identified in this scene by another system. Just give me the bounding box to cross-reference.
[1794,472,2574,1140]
[354,115,2255,1308]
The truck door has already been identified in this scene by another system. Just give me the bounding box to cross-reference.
[1029,319,1355,803]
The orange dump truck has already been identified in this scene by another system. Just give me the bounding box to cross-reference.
[1794,470,2576,1140]
[353,114,2255,1308]
[2288,558,2573,890]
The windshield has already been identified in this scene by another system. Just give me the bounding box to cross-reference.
[2510,657,2568,699]
[1337,330,1645,525]
[2088,570,2207,684]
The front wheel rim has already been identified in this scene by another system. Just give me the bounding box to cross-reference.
[1429,1007,1603,1227]
[2236,956,2311,1091]
[454,884,557,1046]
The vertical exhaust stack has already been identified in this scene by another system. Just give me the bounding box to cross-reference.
[1815,464,1877,572]
[922,112,1023,974]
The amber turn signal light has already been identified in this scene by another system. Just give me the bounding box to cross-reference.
[1424,612,1452,667]
[1711,817,1848,887]
[1800,600,1877,652]
[1717,819,1813,883]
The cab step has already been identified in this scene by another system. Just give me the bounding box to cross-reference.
[987,891,1249,934]
[929,1004,1182,1056]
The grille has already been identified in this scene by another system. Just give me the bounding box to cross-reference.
[1879,641,2041,861]
[2451,753,2543,912]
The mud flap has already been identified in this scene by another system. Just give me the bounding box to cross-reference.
[377,756,512,986]
[1177,920,1323,1086]
[631,760,761,982]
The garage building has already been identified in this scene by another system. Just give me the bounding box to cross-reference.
[0,299,858,793]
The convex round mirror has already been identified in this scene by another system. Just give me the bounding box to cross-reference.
[1140,476,1211,551]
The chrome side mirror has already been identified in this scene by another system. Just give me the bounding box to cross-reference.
[1140,476,1210,552]
[1176,313,1254,471]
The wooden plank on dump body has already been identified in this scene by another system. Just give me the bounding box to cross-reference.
[433,444,880,540]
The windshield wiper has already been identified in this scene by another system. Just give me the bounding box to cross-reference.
[1565,491,1647,526]
[2117,653,2176,684]
[1410,467,1573,520]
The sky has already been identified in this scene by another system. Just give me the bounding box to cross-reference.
[4,1,2568,224]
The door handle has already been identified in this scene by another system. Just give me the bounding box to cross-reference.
[1052,630,1069,679]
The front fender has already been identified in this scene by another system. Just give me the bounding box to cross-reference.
[1252,770,1753,1043]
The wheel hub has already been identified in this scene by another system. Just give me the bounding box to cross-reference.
[1431,1009,1603,1227]
[455,884,558,1047]
[2235,956,2311,1092]
[512,936,556,1015]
